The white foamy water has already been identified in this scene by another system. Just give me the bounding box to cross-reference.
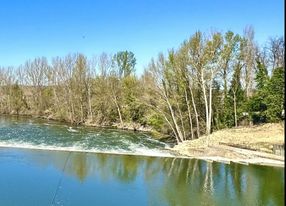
[67,127,78,133]
[0,116,175,158]
[0,141,174,158]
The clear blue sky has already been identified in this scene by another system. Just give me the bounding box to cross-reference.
[0,0,284,75]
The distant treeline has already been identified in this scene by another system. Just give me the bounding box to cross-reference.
[0,27,284,143]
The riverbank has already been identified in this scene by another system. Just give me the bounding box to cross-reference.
[172,123,285,167]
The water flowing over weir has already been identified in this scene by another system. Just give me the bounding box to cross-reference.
[0,116,284,206]
[0,116,174,157]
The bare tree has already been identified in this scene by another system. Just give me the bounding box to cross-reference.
[188,31,223,136]
[268,36,284,71]
[24,57,49,112]
[241,26,256,99]
[149,56,185,143]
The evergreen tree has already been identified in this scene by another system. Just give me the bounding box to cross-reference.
[255,60,269,90]
[247,61,269,123]
[264,67,285,121]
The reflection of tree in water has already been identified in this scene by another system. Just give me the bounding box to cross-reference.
[153,158,215,206]
[63,153,140,183]
[109,155,139,183]
[27,150,284,206]
[144,158,284,206]
[143,157,162,181]
[247,165,284,206]
[71,153,88,182]
[216,163,284,206]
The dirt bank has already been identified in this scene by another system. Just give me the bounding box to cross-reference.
[172,123,284,167]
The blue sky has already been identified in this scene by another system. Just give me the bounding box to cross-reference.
[0,0,284,74]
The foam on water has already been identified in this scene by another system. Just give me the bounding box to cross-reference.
[0,116,175,158]
[67,127,78,133]
[0,140,174,158]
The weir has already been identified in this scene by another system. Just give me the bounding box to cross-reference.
[0,115,173,158]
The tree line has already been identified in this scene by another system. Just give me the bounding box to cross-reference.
[0,27,284,143]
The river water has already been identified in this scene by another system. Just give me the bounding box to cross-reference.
[0,115,284,205]
[0,115,172,157]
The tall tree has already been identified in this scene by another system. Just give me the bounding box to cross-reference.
[220,31,240,101]
[110,51,137,126]
[241,26,256,99]
[228,62,245,127]
[113,51,136,78]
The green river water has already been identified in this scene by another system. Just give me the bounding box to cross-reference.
[0,115,284,205]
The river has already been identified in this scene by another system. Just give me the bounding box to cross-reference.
[0,115,284,205]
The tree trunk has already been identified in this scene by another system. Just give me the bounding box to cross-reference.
[188,81,200,138]
[162,111,180,143]
[245,68,252,99]
[113,96,123,126]
[87,85,93,121]
[176,101,186,141]
[184,88,194,140]
[68,88,75,123]
[233,91,238,127]
[201,72,209,135]
[53,88,59,105]
[162,84,184,143]
[207,76,213,136]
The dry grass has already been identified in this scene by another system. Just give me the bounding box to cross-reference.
[172,123,285,166]
[176,123,284,152]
